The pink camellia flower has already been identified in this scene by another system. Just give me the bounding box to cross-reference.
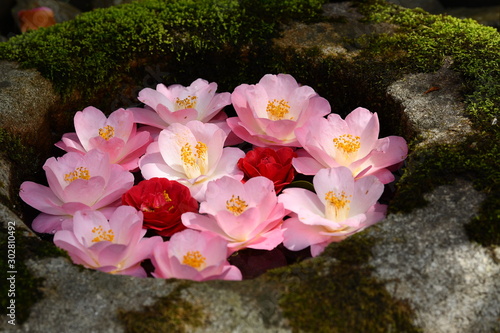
[129,77,231,127]
[182,176,286,254]
[278,167,387,257]
[293,107,408,184]
[139,120,245,201]
[227,73,331,147]
[55,106,152,171]
[19,150,134,233]
[53,206,162,277]
[151,229,242,281]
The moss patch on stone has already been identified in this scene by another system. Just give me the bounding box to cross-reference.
[0,226,68,324]
[266,234,420,333]
[352,0,500,246]
[0,0,324,101]
[118,281,205,333]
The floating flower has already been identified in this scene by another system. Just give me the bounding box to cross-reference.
[139,120,244,201]
[53,207,162,277]
[129,77,231,127]
[227,73,330,147]
[278,167,387,257]
[238,147,297,193]
[19,150,134,233]
[55,106,152,171]
[151,229,242,281]
[293,107,408,183]
[182,176,285,253]
[121,178,198,237]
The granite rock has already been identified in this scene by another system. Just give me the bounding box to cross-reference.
[0,1,498,332]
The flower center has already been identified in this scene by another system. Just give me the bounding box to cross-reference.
[182,250,206,270]
[98,125,115,141]
[180,141,208,178]
[64,167,90,183]
[91,225,114,242]
[333,134,361,154]
[163,191,172,202]
[175,95,197,110]
[324,190,351,221]
[226,195,248,216]
[140,191,174,212]
[266,99,291,120]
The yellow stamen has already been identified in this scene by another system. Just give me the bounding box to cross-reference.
[324,190,351,220]
[163,191,172,202]
[195,141,207,159]
[226,195,248,216]
[180,143,196,166]
[182,251,206,269]
[266,99,291,120]
[98,125,115,141]
[333,134,361,154]
[64,167,90,183]
[175,95,197,110]
[91,225,114,242]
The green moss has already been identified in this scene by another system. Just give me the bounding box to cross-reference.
[118,282,205,333]
[0,225,68,324]
[266,234,420,333]
[352,0,500,246]
[0,0,324,100]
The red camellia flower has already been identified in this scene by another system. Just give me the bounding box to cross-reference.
[237,147,297,193]
[122,178,198,237]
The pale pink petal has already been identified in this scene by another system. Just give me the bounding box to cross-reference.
[63,176,106,206]
[129,107,169,129]
[54,230,95,263]
[313,167,354,209]
[156,103,198,124]
[345,107,380,156]
[19,181,65,215]
[106,108,134,140]
[182,212,225,236]
[74,107,108,151]
[240,226,283,251]
[310,241,330,257]
[282,216,330,252]
[350,175,385,216]
[60,202,92,216]
[55,133,86,153]
[292,155,325,176]
[278,187,324,219]
[32,213,72,233]
[138,87,175,112]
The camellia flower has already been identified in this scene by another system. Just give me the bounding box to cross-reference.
[293,107,408,184]
[55,106,152,171]
[121,177,198,237]
[18,7,56,33]
[278,167,387,257]
[139,120,245,201]
[227,73,330,147]
[238,147,297,193]
[19,150,134,233]
[182,176,286,253]
[53,206,162,277]
[151,229,242,281]
[129,78,231,128]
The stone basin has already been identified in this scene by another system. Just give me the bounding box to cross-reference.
[0,1,499,332]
